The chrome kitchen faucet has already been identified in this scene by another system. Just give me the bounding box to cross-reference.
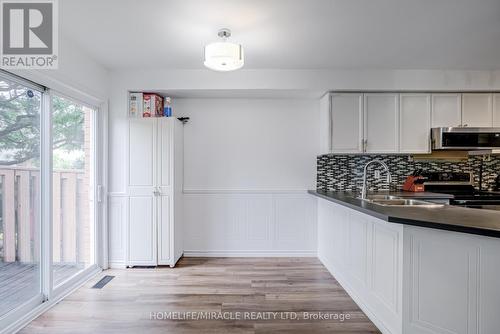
[360,159,392,200]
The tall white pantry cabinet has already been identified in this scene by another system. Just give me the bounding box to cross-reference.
[126,117,184,267]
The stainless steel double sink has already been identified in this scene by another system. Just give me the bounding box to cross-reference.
[358,194,444,208]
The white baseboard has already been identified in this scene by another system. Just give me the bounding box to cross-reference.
[108,261,126,269]
[183,250,317,257]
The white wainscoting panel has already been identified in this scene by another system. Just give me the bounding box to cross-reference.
[403,226,482,334]
[371,223,400,314]
[479,237,500,334]
[347,211,370,287]
[317,198,403,334]
[183,191,317,256]
[108,194,127,267]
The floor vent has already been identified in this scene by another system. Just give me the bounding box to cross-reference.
[92,275,115,289]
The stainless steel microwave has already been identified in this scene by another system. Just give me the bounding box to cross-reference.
[431,127,500,150]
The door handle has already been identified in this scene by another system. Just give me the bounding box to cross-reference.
[97,185,104,203]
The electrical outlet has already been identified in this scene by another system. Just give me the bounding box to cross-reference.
[374,170,381,179]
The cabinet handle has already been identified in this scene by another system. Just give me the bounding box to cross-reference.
[363,139,368,152]
[463,124,468,127]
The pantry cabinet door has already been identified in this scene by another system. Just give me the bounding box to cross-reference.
[128,118,158,266]
[128,118,157,192]
[128,195,157,265]
[400,94,431,153]
[493,94,500,127]
[431,94,462,128]
[157,194,171,265]
[330,93,364,153]
[157,118,173,265]
[462,93,493,127]
[364,93,399,153]
[158,118,172,192]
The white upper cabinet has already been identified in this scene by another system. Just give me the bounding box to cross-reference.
[323,91,499,155]
[330,93,364,153]
[494,94,500,127]
[319,94,331,153]
[399,94,431,153]
[462,93,493,127]
[431,94,462,128]
[364,93,399,153]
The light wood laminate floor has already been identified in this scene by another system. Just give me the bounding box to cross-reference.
[20,257,381,333]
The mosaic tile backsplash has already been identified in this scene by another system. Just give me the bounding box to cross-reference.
[317,154,500,193]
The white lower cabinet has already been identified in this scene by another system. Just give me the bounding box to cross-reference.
[318,199,403,334]
[128,196,156,265]
[157,194,171,265]
[317,197,500,334]
[127,117,184,267]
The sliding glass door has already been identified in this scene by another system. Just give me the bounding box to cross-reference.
[0,71,102,328]
[0,75,43,317]
[51,95,96,287]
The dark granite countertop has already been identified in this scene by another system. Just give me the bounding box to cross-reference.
[309,190,500,238]
[356,190,454,199]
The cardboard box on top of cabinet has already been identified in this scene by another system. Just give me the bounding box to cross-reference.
[129,92,143,117]
[143,93,163,117]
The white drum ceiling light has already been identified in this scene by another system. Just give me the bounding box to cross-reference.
[204,29,244,72]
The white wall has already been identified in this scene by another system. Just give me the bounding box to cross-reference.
[176,98,319,256]
[178,98,318,191]
[111,68,500,93]
[11,36,109,104]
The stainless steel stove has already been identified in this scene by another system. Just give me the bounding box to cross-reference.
[421,172,500,207]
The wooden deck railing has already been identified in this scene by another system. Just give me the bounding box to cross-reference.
[0,166,87,264]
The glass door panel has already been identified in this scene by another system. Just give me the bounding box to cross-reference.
[51,95,95,287]
[0,75,42,317]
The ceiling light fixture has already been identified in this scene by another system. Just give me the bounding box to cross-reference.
[204,28,244,72]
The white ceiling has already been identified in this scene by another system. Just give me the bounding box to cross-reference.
[61,0,500,71]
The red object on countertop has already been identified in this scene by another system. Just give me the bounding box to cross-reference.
[402,176,425,192]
